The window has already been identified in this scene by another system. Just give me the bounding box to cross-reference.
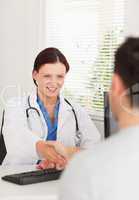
[43,0,126,119]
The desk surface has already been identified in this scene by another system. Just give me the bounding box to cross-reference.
[0,165,59,200]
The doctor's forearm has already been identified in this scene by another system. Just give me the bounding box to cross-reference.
[36,141,47,158]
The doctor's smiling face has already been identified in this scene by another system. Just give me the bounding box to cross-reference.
[33,62,67,99]
[32,47,70,101]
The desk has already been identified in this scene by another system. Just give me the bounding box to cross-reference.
[0,165,59,200]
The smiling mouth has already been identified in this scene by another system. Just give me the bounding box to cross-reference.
[46,87,58,93]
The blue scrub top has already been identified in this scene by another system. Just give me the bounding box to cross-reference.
[37,96,60,141]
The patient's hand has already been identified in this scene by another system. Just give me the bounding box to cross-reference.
[46,141,80,159]
[46,141,68,158]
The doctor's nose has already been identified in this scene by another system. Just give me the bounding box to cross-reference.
[48,77,59,85]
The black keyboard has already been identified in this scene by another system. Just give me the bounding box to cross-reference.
[1,168,63,185]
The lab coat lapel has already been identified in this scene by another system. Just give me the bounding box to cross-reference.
[28,90,48,137]
[57,96,72,133]
[29,90,40,110]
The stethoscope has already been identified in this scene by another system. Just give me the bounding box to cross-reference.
[26,96,82,147]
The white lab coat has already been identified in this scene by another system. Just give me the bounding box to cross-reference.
[3,91,100,165]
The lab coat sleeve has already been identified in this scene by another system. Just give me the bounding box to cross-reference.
[76,105,101,149]
[3,98,41,165]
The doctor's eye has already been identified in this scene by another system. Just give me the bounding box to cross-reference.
[43,74,51,78]
[57,75,64,79]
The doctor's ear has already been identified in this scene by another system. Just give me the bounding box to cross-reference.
[32,70,38,79]
[32,70,38,86]
[112,73,125,96]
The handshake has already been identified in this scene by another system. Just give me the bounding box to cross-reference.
[36,141,80,170]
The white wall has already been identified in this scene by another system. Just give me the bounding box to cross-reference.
[0,0,42,112]
[125,0,139,37]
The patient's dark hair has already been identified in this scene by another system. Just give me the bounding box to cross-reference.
[114,37,139,88]
[33,47,70,85]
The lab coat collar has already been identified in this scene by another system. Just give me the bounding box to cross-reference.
[29,89,38,108]
[59,95,73,111]
[29,89,72,112]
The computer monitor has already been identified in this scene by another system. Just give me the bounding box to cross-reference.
[0,111,7,164]
[0,134,7,164]
[104,92,119,138]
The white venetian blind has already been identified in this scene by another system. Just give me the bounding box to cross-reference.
[44,0,126,118]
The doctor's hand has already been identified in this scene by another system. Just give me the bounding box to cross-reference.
[36,159,66,170]
[46,141,69,159]
[47,141,80,159]
[36,141,68,168]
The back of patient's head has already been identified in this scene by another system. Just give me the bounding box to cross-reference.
[114,37,139,89]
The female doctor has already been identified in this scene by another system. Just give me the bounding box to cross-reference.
[3,47,100,168]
